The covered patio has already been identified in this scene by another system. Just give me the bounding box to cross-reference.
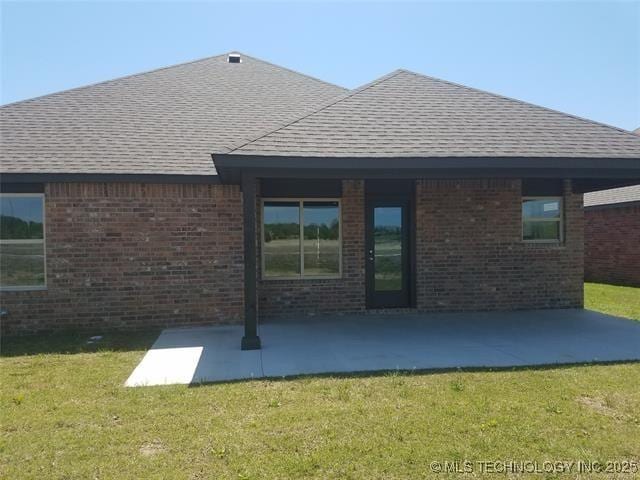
[125,309,640,386]
[212,67,640,352]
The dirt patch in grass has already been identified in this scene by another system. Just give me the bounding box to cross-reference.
[139,440,166,457]
[576,395,627,420]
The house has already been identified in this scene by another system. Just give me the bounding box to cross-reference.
[584,184,640,286]
[1,52,639,349]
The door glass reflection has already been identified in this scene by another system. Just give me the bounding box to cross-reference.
[374,207,402,291]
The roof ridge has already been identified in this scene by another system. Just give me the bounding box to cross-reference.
[221,69,406,153]
[237,52,348,92]
[397,69,640,141]
[1,52,232,108]
[1,51,346,109]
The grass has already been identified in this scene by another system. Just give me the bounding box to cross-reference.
[585,282,640,321]
[1,284,640,479]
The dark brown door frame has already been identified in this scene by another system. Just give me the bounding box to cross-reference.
[364,180,416,309]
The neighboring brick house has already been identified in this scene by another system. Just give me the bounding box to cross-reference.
[1,52,639,349]
[584,185,640,286]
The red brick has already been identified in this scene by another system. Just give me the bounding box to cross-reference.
[585,204,640,286]
[415,179,584,310]
[1,183,244,334]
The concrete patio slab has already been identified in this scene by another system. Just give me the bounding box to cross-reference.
[125,309,640,386]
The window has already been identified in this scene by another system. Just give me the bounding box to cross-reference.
[262,200,341,279]
[522,197,563,242]
[0,194,46,289]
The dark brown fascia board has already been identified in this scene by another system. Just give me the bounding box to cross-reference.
[4,155,640,188]
[571,179,640,193]
[212,154,640,184]
[0,173,221,184]
[213,154,640,171]
[246,167,640,179]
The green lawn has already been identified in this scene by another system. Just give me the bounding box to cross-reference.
[585,282,640,321]
[2,285,640,479]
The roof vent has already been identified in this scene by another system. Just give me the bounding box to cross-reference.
[227,53,241,64]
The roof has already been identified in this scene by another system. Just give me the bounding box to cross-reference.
[584,184,640,207]
[225,69,640,159]
[0,53,347,176]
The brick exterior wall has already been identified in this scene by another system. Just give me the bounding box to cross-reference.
[2,178,584,334]
[584,204,640,287]
[416,179,584,311]
[257,180,366,316]
[257,178,583,317]
[1,183,244,334]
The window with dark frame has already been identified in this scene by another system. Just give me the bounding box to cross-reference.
[262,199,341,279]
[0,194,46,289]
[522,197,563,242]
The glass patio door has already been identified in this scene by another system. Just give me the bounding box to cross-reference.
[365,199,411,308]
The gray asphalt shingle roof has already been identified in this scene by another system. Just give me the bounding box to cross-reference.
[584,185,640,207]
[0,53,347,176]
[3,59,639,177]
[227,69,640,159]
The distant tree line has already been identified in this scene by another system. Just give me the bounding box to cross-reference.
[0,215,43,240]
[374,226,401,242]
[265,220,339,242]
[304,221,339,241]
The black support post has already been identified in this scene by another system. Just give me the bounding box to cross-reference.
[241,173,261,350]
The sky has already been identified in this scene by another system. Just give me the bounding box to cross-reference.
[1,1,639,130]
[0,196,43,223]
